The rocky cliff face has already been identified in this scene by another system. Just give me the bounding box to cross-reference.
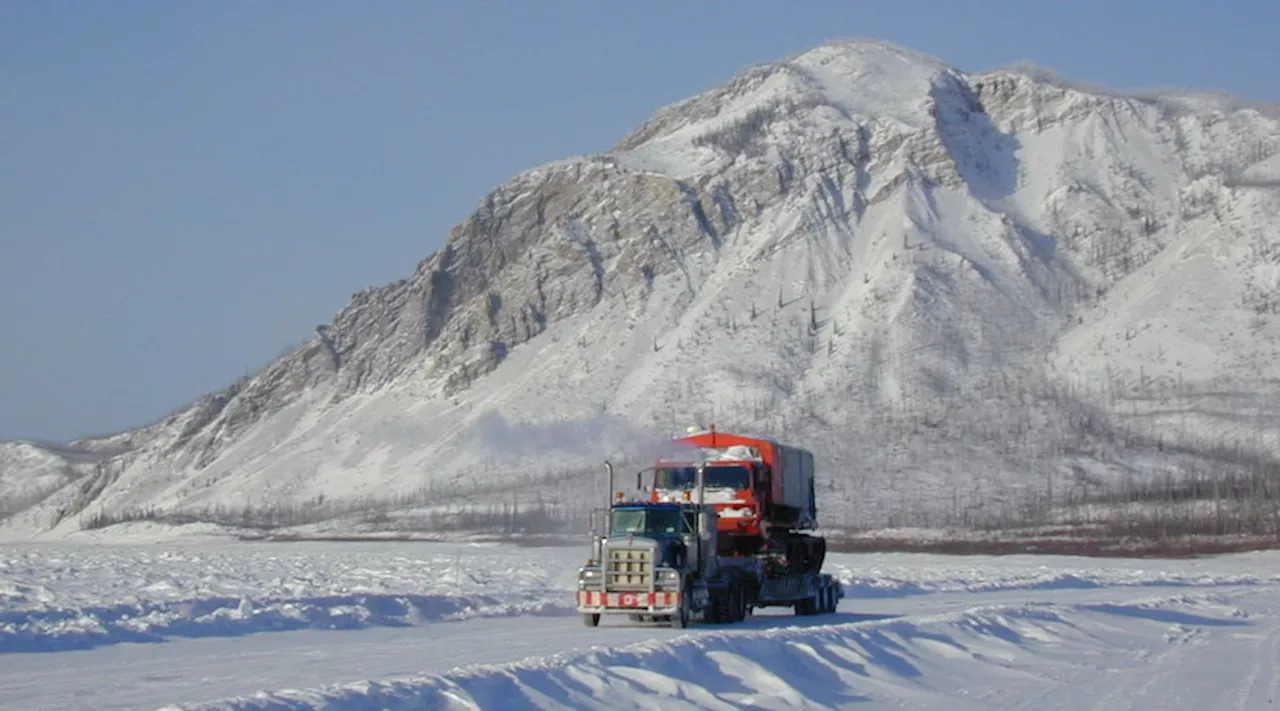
[5,40,1279,537]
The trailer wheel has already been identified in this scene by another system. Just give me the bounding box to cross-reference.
[583,613,600,627]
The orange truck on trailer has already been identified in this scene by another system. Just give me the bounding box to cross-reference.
[649,426,824,572]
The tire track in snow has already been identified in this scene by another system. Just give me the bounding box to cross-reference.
[1236,624,1280,710]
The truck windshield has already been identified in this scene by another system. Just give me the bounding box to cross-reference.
[655,464,750,491]
[611,508,684,536]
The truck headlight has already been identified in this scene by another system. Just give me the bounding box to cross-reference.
[578,567,601,589]
[657,569,680,588]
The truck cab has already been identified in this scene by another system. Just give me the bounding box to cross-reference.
[577,498,719,628]
[605,503,700,568]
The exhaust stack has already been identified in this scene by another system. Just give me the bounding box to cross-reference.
[604,460,615,509]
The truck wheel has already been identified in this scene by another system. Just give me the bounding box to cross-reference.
[731,585,748,622]
[710,591,732,624]
[670,598,690,629]
[583,613,600,627]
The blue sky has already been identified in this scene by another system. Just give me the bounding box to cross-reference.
[2,0,1277,442]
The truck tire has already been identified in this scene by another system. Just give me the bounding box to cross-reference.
[704,594,720,623]
[707,588,732,624]
[670,597,690,629]
[583,613,600,627]
[730,585,748,622]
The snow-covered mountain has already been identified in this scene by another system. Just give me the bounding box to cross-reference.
[5,40,1279,538]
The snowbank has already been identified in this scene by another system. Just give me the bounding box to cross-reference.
[0,540,580,652]
[168,593,1255,710]
[0,591,573,653]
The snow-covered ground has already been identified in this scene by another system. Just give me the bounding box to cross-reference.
[3,540,1280,709]
[0,540,577,654]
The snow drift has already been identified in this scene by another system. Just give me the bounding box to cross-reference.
[0,541,575,652]
[167,595,1260,711]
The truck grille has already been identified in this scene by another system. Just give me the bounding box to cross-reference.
[605,547,652,590]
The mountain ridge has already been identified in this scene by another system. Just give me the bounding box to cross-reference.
[4,39,1279,539]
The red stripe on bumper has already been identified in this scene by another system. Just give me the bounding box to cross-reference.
[577,591,679,608]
